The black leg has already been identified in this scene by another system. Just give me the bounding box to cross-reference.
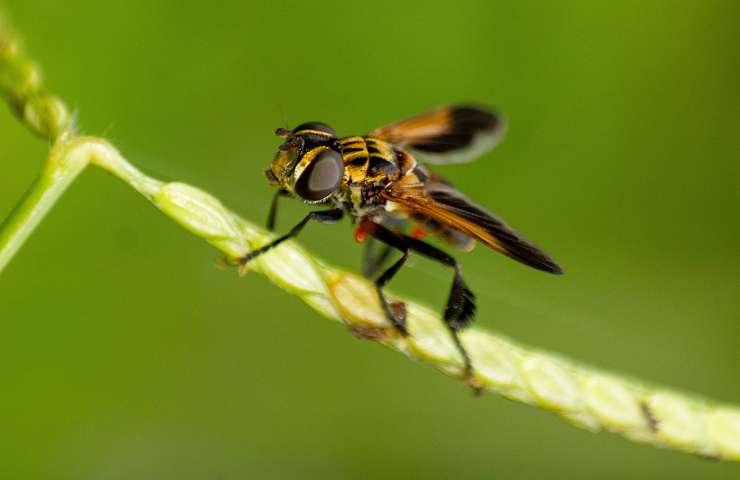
[368,222,477,382]
[365,224,410,336]
[241,208,343,265]
[401,234,477,381]
[266,189,290,231]
[362,238,394,278]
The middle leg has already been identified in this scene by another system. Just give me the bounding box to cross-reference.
[362,238,394,279]
[364,222,411,336]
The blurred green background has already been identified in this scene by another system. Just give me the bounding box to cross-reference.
[1,1,739,478]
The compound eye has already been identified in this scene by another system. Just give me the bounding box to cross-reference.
[292,121,336,137]
[295,149,344,201]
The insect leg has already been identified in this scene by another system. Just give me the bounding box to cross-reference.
[362,239,394,278]
[401,235,477,381]
[364,222,411,336]
[370,222,476,381]
[266,189,290,231]
[241,208,344,265]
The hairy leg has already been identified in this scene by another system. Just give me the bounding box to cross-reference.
[266,189,290,231]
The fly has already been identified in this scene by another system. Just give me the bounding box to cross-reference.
[240,105,563,387]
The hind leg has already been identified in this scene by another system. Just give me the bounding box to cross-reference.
[401,234,477,384]
[365,221,478,384]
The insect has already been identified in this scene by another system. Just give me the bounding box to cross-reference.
[240,105,563,386]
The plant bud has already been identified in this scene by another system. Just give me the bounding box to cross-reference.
[23,94,71,139]
[154,182,246,257]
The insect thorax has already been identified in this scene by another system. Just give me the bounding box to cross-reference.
[333,136,400,216]
[339,136,402,181]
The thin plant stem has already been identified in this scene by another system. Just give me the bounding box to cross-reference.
[0,142,87,271]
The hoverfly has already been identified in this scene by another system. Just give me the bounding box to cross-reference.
[240,105,563,384]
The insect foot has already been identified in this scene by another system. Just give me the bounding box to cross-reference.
[212,253,256,276]
[389,300,408,334]
[237,256,251,277]
[464,369,485,396]
[348,325,391,342]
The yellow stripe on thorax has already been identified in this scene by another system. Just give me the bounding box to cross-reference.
[292,129,334,137]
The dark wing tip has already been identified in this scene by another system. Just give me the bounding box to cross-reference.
[410,105,505,156]
[549,265,565,275]
[450,105,503,132]
[426,187,563,275]
[536,256,565,275]
[549,261,565,275]
[501,238,565,275]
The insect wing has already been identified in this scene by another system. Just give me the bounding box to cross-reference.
[370,105,505,164]
[382,178,563,274]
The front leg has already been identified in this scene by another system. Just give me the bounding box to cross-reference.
[266,189,290,231]
[240,208,344,267]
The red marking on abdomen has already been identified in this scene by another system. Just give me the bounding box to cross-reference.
[354,225,369,243]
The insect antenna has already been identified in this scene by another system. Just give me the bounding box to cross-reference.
[277,102,290,131]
